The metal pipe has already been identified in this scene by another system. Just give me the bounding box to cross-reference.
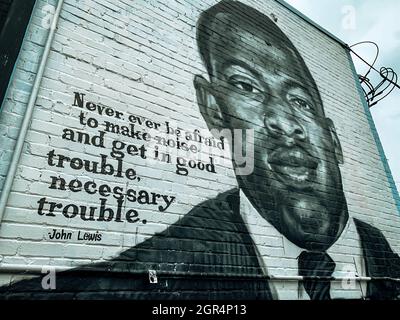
[0,0,65,225]
[1,263,398,283]
[0,264,70,274]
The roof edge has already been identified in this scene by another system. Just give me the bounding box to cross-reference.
[275,0,349,48]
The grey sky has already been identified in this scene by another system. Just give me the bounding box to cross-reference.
[286,0,400,191]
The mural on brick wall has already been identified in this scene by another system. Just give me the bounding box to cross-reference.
[1,0,400,300]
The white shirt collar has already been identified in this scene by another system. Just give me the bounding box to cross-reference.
[238,189,366,299]
[239,189,353,257]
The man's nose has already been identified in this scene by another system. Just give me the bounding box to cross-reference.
[264,110,307,142]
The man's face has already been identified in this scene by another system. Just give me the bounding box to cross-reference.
[196,16,348,251]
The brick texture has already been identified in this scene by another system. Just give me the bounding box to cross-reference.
[0,0,399,299]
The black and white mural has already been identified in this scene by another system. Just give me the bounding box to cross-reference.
[1,0,400,300]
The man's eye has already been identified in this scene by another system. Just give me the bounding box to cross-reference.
[291,98,313,111]
[230,81,262,94]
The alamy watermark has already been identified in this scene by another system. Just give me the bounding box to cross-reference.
[341,5,356,31]
[41,266,56,290]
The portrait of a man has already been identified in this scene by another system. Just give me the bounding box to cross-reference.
[1,0,400,300]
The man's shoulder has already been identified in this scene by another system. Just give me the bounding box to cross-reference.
[103,188,252,272]
[175,188,240,228]
[117,188,247,263]
[353,217,393,250]
[353,217,400,275]
[353,217,400,299]
[129,187,240,243]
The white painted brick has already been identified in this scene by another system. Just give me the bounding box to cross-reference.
[0,0,398,299]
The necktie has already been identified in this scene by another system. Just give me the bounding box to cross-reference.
[298,251,336,300]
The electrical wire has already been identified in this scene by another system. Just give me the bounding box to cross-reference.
[350,41,379,83]
[348,41,400,108]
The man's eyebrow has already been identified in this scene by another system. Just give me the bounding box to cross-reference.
[220,59,262,78]
[284,79,314,97]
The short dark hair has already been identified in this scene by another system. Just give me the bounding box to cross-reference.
[196,1,294,74]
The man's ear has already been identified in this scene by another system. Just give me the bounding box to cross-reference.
[325,117,344,164]
[194,75,224,132]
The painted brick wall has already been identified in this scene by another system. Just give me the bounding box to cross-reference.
[0,0,399,299]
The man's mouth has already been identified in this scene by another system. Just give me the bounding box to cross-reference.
[267,148,318,188]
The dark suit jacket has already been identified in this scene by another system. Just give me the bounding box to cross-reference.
[1,189,400,300]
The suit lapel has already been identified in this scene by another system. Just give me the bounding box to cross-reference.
[354,218,400,299]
